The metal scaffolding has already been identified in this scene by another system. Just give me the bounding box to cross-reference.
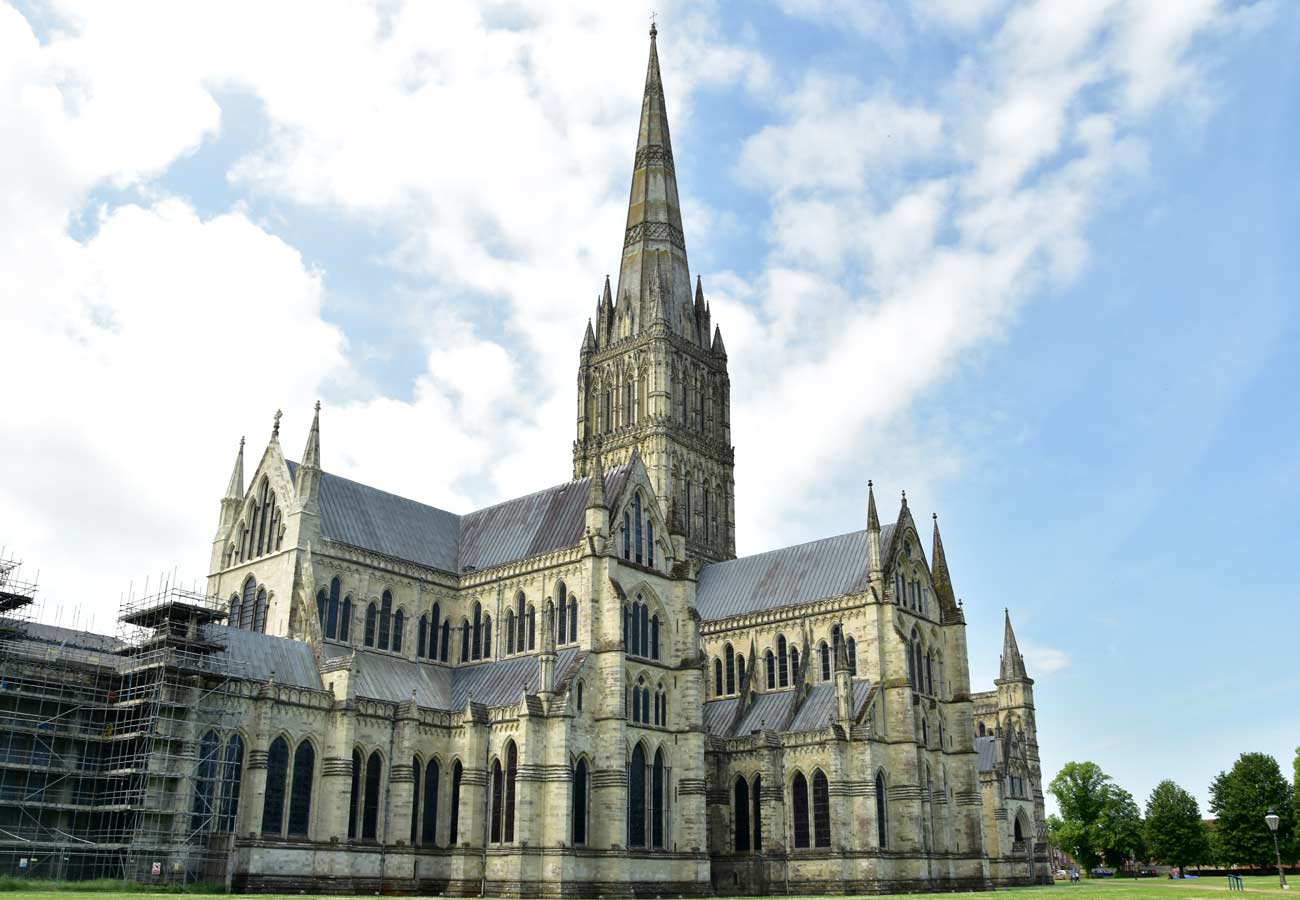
[0,562,245,885]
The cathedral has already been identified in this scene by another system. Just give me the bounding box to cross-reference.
[0,27,1050,896]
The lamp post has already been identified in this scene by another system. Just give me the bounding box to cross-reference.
[1265,810,1289,890]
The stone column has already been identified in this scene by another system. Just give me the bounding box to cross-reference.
[388,697,420,845]
[315,702,356,842]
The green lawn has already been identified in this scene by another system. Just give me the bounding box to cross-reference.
[0,876,1292,900]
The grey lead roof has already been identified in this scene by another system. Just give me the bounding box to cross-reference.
[695,525,893,621]
[319,643,583,711]
[289,461,631,575]
[976,735,999,773]
[702,679,872,737]
[211,626,322,690]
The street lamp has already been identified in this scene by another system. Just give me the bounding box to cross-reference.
[1265,810,1289,890]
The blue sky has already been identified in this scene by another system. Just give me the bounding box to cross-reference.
[1,0,1297,817]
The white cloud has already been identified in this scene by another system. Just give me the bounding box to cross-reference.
[0,0,1267,623]
[1022,643,1071,676]
[722,0,1246,552]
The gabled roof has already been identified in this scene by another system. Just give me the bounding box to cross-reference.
[695,527,892,621]
[287,461,632,575]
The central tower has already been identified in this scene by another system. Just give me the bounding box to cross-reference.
[573,25,735,562]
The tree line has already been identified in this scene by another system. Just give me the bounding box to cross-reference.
[1047,748,1299,873]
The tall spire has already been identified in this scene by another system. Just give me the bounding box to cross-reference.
[867,480,880,532]
[224,437,245,501]
[999,609,1028,681]
[614,23,693,342]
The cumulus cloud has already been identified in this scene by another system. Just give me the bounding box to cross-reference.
[1022,643,1071,676]
[0,0,1267,622]
[721,0,1252,552]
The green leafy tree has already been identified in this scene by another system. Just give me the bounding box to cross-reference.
[1049,761,1112,872]
[1209,752,1294,869]
[1145,780,1210,871]
[1098,785,1145,869]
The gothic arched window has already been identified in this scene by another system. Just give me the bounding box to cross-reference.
[482,615,492,658]
[572,758,589,845]
[623,511,632,559]
[791,772,810,849]
[752,774,763,852]
[392,608,405,653]
[504,741,517,842]
[790,645,800,681]
[713,658,723,697]
[287,740,314,837]
[218,734,244,833]
[327,577,341,639]
[364,603,377,647]
[651,614,659,660]
[340,595,352,642]
[527,605,536,650]
[570,595,578,643]
[422,759,439,845]
[628,744,647,848]
[378,590,393,650]
[262,737,289,835]
[460,620,470,662]
[418,614,429,658]
[348,750,361,839]
[472,602,482,660]
[652,747,666,849]
[820,641,831,681]
[634,493,643,564]
[812,769,831,848]
[190,730,219,835]
[777,636,789,687]
[734,777,751,852]
[440,620,450,661]
[361,751,382,840]
[847,637,857,676]
[766,650,776,689]
[557,582,568,644]
[876,771,889,847]
[737,653,746,691]
[240,577,257,631]
[505,610,515,654]
[449,761,463,845]
[725,644,736,695]
[410,757,422,846]
[490,759,504,843]
[254,588,267,633]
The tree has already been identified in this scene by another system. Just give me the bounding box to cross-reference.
[1209,752,1294,869]
[1098,785,1145,869]
[1145,780,1210,871]
[1049,761,1112,873]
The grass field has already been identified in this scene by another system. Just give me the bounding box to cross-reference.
[0,876,1292,900]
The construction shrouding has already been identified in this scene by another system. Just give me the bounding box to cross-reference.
[0,557,243,885]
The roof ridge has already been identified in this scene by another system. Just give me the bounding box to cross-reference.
[290,460,462,519]
[701,524,897,571]
[460,461,634,520]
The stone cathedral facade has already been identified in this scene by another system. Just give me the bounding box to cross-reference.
[193,27,1051,895]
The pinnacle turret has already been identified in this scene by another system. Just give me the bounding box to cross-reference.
[301,401,321,470]
[867,480,880,532]
[224,437,245,501]
[931,513,959,616]
[999,609,1028,681]
[712,324,727,357]
[582,318,596,354]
